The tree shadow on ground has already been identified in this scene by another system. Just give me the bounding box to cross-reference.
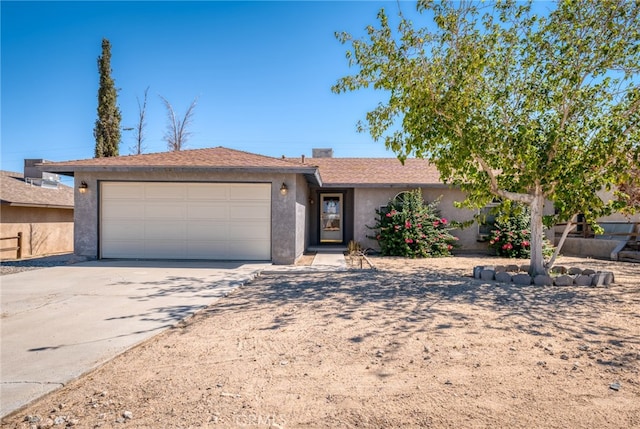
[201,268,640,369]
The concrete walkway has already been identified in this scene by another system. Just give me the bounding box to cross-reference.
[0,260,270,417]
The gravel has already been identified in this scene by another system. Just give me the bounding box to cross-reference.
[0,253,87,276]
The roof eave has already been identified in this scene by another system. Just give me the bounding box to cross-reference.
[319,182,451,189]
[36,164,320,177]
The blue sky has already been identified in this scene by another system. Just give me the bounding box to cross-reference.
[2,1,420,183]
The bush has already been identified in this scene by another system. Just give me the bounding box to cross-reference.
[488,203,554,259]
[369,189,458,258]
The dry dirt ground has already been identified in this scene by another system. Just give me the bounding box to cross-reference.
[2,255,640,429]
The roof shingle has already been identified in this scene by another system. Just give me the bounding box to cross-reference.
[0,171,74,209]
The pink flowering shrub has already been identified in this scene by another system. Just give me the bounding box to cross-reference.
[369,190,458,258]
[488,204,553,258]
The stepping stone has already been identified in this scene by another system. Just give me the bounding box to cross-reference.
[554,275,575,286]
[495,272,512,283]
[513,274,532,285]
[574,275,592,286]
[534,275,554,286]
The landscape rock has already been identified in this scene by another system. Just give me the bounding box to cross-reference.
[534,275,554,286]
[582,269,596,276]
[495,271,512,283]
[473,266,484,279]
[568,267,583,275]
[519,264,531,273]
[513,274,532,285]
[505,264,520,272]
[591,272,613,287]
[574,275,593,286]
[550,266,567,274]
[480,269,495,281]
[554,275,575,286]
[494,265,507,273]
[609,382,621,391]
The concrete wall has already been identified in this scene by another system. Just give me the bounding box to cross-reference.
[73,170,304,264]
[0,205,73,259]
[559,237,621,260]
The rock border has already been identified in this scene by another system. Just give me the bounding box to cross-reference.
[472,265,615,287]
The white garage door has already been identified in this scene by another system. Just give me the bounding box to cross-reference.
[101,182,271,260]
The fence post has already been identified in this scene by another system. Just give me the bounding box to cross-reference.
[16,232,22,259]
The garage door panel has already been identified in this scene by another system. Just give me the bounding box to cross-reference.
[187,241,229,259]
[102,240,145,258]
[186,202,229,220]
[145,184,186,200]
[229,223,270,240]
[186,222,228,240]
[145,221,187,239]
[102,201,145,219]
[229,184,271,200]
[229,203,270,220]
[103,183,145,199]
[144,241,187,258]
[228,240,270,259]
[188,184,228,200]
[102,221,145,240]
[101,182,271,260]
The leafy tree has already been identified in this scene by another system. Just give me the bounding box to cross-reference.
[488,202,553,259]
[369,189,458,257]
[160,95,197,151]
[94,38,122,158]
[333,0,640,276]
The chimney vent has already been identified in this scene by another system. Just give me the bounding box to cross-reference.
[312,148,333,158]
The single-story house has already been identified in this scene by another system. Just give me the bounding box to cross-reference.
[37,146,496,264]
[0,164,74,259]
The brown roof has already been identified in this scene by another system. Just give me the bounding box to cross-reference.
[0,171,74,209]
[37,146,442,187]
[39,147,308,172]
[304,157,442,186]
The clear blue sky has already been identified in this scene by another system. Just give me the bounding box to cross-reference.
[2,1,420,182]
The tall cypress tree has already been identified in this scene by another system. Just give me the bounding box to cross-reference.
[94,38,121,157]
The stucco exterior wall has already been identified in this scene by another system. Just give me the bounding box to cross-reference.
[294,174,309,261]
[0,205,73,258]
[352,186,487,253]
[73,170,303,264]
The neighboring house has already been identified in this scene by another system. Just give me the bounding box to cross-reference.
[0,164,74,259]
[36,147,509,264]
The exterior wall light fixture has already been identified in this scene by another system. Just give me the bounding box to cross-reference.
[79,181,88,193]
[280,183,288,196]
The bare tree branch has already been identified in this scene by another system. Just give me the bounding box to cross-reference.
[159,95,197,151]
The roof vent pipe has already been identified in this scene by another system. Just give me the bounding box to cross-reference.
[301,155,305,164]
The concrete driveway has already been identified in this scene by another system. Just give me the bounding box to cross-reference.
[0,260,270,417]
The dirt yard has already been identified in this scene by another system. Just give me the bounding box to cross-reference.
[3,255,639,428]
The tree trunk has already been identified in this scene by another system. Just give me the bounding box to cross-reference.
[529,190,546,277]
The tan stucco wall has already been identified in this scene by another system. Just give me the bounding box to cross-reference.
[352,187,490,253]
[73,170,302,264]
[0,205,73,259]
[295,174,309,261]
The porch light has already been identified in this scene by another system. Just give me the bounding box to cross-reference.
[79,181,88,193]
[280,183,288,196]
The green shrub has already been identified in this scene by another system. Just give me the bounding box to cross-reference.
[369,189,458,258]
[488,203,554,259]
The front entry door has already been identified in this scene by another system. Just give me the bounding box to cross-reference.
[320,193,343,243]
